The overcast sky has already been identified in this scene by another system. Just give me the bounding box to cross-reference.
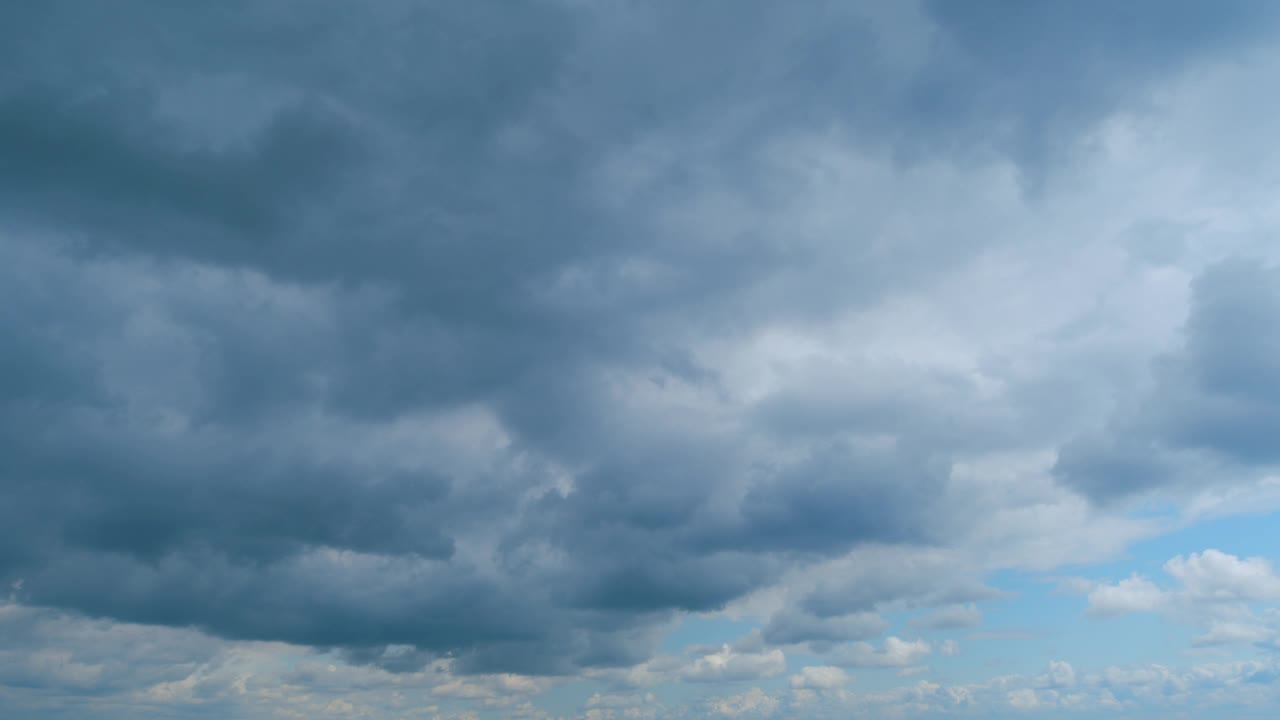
[5,2,1280,718]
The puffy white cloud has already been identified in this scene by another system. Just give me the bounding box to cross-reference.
[831,637,932,668]
[1007,688,1039,709]
[709,687,779,718]
[1087,575,1167,616]
[1083,550,1280,650]
[1165,549,1280,602]
[582,692,664,720]
[1043,660,1077,688]
[681,646,786,683]
[789,665,851,690]
[1193,621,1275,647]
[782,657,1280,718]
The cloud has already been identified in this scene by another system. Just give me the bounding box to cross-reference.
[1086,550,1280,613]
[790,665,852,691]
[761,609,887,649]
[778,656,1280,718]
[1165,549,1280,602]
[1194,621,1275,647]
[1083,549,1280,651]
[1006,687,1039,710]
[709,687,779,718]
[830,637,932,668]
[3,2,1280,717]
[1087,575,1168,616]
[924,0,1280,174]
[797,547,1003,619]
[910,603,983,631]
[1057,261,1280,501]
[680,645,786,684]
[1042,660,1077,688]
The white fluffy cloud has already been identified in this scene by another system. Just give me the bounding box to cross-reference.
[1085,550,1280,614]
[1083,549,1280,651]
[681,646,787,683]
[1087,575,1168,616]
[1043,660,1078,688]
[710,687,779,718]
[778,657,1280,718]
[830,637,932,668]
[1165,549,1280,602]
[789,666,852,690]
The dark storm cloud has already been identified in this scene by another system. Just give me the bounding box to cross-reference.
[922,0,1280,171]
[0,88,361,253]
[2,0,1275,677]
[729,444,948,553]
[1056,260,1280,501]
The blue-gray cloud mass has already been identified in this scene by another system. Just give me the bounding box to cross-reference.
[3,1,1280,706]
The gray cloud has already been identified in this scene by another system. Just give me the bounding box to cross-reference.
[910,603,983,631]
[1,0,1276,689]
[1056,260,1280,501]
[762,610,887,650]
[800,549,1002,619]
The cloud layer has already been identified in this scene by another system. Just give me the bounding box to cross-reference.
[5,1,1280,718]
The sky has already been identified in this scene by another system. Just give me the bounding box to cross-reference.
[4,1,1280,718]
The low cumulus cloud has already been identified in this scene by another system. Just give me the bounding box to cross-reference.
[1081,549,1280,650]
[830,637,933,669]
